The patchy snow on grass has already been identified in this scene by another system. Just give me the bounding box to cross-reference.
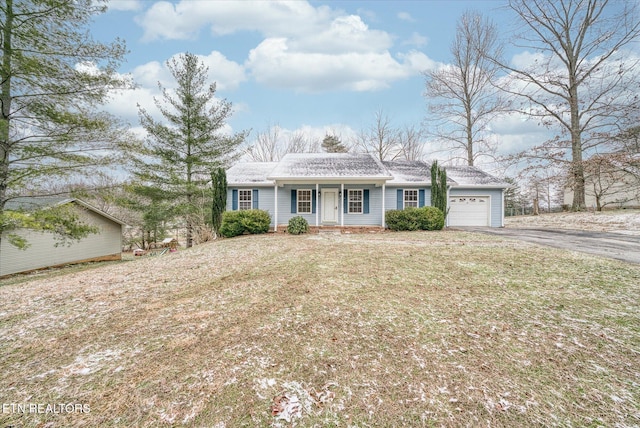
[505,210,640,234]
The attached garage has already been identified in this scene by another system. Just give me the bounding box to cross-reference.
[448,195,491,227]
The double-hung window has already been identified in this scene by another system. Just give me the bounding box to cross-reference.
[238,190,252,210]
[348,189,363,214]
[404,189,418,208]
[297,189,312,214]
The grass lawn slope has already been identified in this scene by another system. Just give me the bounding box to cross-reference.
[1,231,639,427]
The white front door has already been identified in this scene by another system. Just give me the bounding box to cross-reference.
[322,189,339,223]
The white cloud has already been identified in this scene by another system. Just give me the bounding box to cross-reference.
[403,32,428,48]
[246,38,423,92]
[136,0,436,93]
[397,11,415,22]
[137,0,336,41]
[106,0,142,12]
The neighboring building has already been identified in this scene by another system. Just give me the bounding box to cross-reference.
[226,153,510,230]
[0,197,125,277]
[564,167,640,210]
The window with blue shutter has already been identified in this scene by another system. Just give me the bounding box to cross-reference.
[312,189,317,214]
[397,189,403,209]
[291,189,297,213]
[419,189,425,207]
[232,189,238,210]
[252,189,259,209]
[363,189,370,214]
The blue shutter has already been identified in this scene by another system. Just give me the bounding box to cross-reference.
[232,189,238,210]
[344,190,348,213]
[397,189,403,209]
[252,189,259,209]
[363,189,370,214]
[312,190,317,214]
[419,189,425,207]
[291,190,297,213]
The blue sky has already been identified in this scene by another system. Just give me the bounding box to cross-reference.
[91,1,573,172]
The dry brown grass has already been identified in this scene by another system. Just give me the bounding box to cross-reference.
[1,231,639,427]
[505,209,640,235]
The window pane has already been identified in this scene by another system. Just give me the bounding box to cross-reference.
[404,189,418,208]
[239,190,252,210]
[348,190,362,213]
[298,190,311,214]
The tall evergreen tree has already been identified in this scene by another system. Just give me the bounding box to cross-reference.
[0,0,131,247]
[431,161,448,217]
[132,52,246,248]
[210,167,226,237]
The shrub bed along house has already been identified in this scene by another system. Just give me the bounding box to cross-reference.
[386,206,444,231]
[220,209,271,238]
[287,216,309,235]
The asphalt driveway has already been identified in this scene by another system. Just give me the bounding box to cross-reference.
[465,227,640,264]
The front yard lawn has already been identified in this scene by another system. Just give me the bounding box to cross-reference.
[1,231,638,427]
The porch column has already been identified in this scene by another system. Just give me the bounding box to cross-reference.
[501,189,505,227]
[340,183,344,227]
[274,183,278,232]
[445,185,451,227]
[381,183,386,228]
[315,183,319,227]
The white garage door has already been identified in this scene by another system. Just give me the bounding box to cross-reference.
[448,196,490,226]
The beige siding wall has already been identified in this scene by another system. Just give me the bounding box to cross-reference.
[0,206,122,276]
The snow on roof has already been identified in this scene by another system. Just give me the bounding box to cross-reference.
[445,165,510,187]
[268,153,391,179]
[383,160,457,185]
[226,162,278,185]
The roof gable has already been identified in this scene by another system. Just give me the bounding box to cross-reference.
[4,197,126,225]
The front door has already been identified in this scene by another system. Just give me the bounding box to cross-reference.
[322,189,339,223]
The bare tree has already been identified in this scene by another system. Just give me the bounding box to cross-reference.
[246,125,282,162]
[398,125,425,160]
[423,11,505,166]
[494,0,640,211]
[246,125,320,161]
[354,110,402,161]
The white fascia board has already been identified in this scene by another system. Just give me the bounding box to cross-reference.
[228,182,275,187]
[272,178,391,186]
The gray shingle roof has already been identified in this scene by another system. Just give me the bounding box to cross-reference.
[227,162,277,185]
[445,166,510,187]
[268,153,392,180]
[226,154,509,188]
[383,160,457,185]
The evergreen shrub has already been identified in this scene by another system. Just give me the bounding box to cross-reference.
[386,206,444,231]
[220,209,271,238]
[287,216,309,235]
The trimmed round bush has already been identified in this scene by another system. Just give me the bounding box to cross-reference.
[220,209,271,238]
[386,206,444,231]
[287,216,309,235]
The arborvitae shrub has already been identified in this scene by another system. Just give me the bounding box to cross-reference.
[287,216,309,235]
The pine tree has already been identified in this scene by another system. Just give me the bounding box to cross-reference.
[321,134,348,153]
[0,0,131,247]
[132,52,246,248]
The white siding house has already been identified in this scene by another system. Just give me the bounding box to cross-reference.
[1,198,125,277]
